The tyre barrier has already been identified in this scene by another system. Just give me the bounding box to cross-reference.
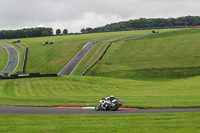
[81,34,152,76]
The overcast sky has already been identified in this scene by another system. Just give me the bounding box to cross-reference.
[0,0,200,33]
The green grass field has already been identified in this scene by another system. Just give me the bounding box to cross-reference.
[1,112,200,133]
[1,31,153,75]
[1,27,200,133]
[0,75,200,108]
[0,45,8,72]
[1,29,200,132]
[82,29,200,79]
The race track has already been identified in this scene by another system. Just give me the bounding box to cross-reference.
[0,42,19,75]
[58,38,123,75]
[0,106,200,115]
[58,41,98,75]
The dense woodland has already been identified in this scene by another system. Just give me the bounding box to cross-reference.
[81,16,200,33]
[0,27,53,39]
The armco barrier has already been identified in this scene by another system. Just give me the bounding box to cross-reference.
[22,47,28,74]
[0,73,57,79]
[10,74,19,78]
[81,34,151,76]
[29,73,40,76]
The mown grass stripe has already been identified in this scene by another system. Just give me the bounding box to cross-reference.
[0,75,199,108]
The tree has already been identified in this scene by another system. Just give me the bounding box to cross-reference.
[63,29,68,35]
[86,28,93,33]
[81,28,86,33]
[42,31,50,36]
[56,29,61,35]
[94,28,100,33]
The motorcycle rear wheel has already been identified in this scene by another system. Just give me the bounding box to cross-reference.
[110,103,120,111]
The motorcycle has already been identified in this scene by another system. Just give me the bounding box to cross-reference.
[95,98,123,111]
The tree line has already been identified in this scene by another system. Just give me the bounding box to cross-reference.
[0,27,53,39]
[81,16,200,33]
[1,16,199,39]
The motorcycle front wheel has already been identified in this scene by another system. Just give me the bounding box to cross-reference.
[95,104,101,111]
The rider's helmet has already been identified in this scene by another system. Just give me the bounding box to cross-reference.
[110,95,115,101]
[110,95,114,98]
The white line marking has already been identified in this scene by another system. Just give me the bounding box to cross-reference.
[82,107,95,109]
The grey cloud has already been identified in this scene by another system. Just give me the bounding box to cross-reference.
[0,0,200,32]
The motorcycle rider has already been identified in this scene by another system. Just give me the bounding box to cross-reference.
[102,95,116,109]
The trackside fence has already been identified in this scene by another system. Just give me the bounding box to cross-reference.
[81,34,152,76]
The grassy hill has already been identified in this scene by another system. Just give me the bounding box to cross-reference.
[81,28,200,79]
[72,29,170,75]
[0,30,153,74]
[0,29,200,109]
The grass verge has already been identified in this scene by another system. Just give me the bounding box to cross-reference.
[0,112,200,133]
[0,45,9,72]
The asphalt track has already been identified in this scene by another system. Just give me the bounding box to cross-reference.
[0,106,200,115]
[58,38,121,75]
[0,42,19,75]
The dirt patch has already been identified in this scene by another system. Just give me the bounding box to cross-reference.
[13,43,24,51]
[101,61,116,67]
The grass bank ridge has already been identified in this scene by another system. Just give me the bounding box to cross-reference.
[81,33,152,76]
